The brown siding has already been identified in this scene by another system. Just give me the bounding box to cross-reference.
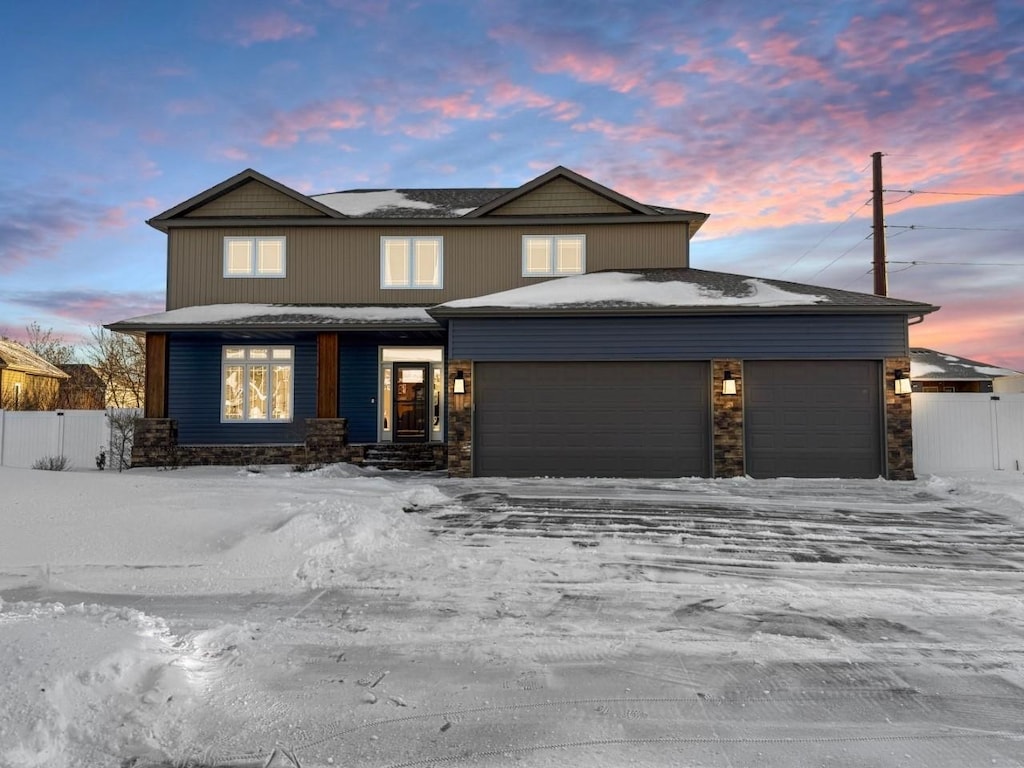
[166,221,689,308]
[490,177,631,215]
[184,180,328,218]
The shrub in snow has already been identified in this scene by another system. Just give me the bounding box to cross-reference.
[32,455,70,471]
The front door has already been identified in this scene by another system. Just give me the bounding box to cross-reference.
[394,363,429,442]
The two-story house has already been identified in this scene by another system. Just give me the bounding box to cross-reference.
[108,166,936,479]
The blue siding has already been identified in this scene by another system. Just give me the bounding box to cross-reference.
[340,343,379,443]
[169,334,317,445]
[449,315,909,361]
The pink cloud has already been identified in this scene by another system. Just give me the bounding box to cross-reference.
[417,93,495,121]
[914,1,996,43]
[734,31,832,84]
[232,12,315,47]
[910,293,1024,371]
[487,82,582,121]
[489,24,645,93]
[260,99,368,147]
[538,50,643,93]
[648,81,687,108]
[218,146,251,162]
[954,49,1007,75]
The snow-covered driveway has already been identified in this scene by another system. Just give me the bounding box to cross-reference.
[2,467,1023,767]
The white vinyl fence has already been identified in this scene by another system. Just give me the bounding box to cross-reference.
[0,409,141,471]
[913,393,1024,474]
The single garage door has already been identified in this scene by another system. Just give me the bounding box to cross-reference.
[745,360,883,478]
[474,361,710,478]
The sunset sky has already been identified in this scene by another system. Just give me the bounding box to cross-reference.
[1,1,1022,369]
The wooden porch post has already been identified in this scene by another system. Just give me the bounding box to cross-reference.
[317,333,339,418]
[144,333,168,418]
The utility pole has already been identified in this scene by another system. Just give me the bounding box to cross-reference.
[871,151,888,296]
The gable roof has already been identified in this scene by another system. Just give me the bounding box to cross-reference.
[910,347,1021,380]
[429,268,938,318]
[0,339,70,378]
[464,165,660,218]
[149,166,709,229]
[148,169,345,230]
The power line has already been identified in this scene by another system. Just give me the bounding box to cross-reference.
[888,259,1024,267]
[883,188,1024,198]
[777,197,871,278]
[886,224,1024,232]
[806,236,872,284]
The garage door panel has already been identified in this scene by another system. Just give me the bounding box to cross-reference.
[746,360,882,479]
[475,362,709,478]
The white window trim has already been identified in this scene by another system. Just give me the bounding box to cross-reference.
[380,236,444,289]
[223,236,287,278]
[521,234,586,277]
[221,345,294,424]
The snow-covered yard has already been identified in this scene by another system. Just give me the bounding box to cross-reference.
[2,465,1023,767]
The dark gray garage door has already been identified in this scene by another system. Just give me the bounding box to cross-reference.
[474,362,710,478]
[745,360,882,479]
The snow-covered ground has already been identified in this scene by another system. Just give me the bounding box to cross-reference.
[2,465,1023,767]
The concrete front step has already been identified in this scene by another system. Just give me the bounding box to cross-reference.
[361,443,447,472]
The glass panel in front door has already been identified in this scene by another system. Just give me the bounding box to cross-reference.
[395,364,429,441]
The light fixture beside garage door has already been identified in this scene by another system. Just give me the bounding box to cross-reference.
[722,370,737,395]
[894,369,911,395]
[453,370,467,394]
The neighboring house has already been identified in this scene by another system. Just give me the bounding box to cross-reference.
[910,347,1022,393]
[57,364,107,409]
[108,166,937,479]
[0,339,69,410]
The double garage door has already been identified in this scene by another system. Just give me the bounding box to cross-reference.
[473,360,883,479]
[474,362,710,478]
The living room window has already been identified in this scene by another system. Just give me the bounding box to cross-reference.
[223,236,286,278]
[222,346,293,422]
[522,235,586,276]
[381,237,443,288]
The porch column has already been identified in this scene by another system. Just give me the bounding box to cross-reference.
[317,333,339,418]
[447,360,472,477]
[885,356,915,480]
[712,359,745,477]
[144,332,167,419]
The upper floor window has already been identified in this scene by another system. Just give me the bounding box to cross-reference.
[522,235,585,276]
[222,346,293,423]
[224,236,286,278]
[381,237,443,289]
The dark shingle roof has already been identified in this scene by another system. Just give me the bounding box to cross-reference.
[430,268,938,316]
[312,188,514,218]
[910,347,1021,379]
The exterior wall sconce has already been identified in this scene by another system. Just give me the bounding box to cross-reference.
[894,369,911,395]
[453,370,466,394]
[722,370,737,396]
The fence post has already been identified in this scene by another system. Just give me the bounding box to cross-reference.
[991,396,1002,470]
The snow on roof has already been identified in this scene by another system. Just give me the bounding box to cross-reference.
[0,339,69,378]
[312,190,441,217]
[438,271,830,311]
[109,304,439,330]
[910,348,1021,380]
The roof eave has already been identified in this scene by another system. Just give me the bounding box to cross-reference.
[105,320,443,334]
[149,212,708,229]
[429,303,939,320]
